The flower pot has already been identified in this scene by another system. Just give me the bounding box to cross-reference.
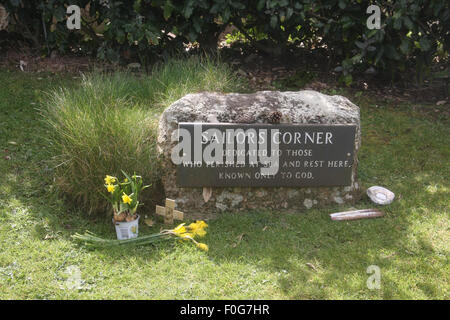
[113,214,140,240]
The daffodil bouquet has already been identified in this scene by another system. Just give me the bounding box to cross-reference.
[103,171,150,222]
[73,221,209,251]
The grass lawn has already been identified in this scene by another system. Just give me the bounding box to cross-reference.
[0,69,448,299]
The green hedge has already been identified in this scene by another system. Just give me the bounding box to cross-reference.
[4,1,449,78]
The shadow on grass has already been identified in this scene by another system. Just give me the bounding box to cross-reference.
[3,109,447,299]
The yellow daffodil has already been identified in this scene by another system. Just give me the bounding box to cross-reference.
[194,228,206,237]
[188,220,208,231]
[106,184,115,193]
[195,220,208,229]
[122,193,132,205]
[196,243,208,251]
[172,223,187,235]
[188,222,198,230]
[104,175,116,185]
[187,221,208,237]
[180,233,194,241]
[188,223,196,232]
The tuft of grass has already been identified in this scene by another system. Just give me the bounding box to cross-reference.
[144,57,248,108]
[41,57,245,214]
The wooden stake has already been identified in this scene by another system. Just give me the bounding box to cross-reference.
[330,209,384,221]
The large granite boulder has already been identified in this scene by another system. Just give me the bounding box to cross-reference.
[157,90,361,219]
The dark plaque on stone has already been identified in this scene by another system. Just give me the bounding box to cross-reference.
[175,122,356,187]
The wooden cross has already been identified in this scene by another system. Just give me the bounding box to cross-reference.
[155,198,184,225]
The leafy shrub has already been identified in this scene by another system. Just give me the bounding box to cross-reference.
[3,1,448,79]
[42,57,245,214]
[4,0,92,53]
[317,0,450,82]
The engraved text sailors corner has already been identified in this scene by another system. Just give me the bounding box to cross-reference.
[172,123,356,188]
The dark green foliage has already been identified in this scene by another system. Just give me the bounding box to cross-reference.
[3,1,449,78]
[323,0,450,81]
